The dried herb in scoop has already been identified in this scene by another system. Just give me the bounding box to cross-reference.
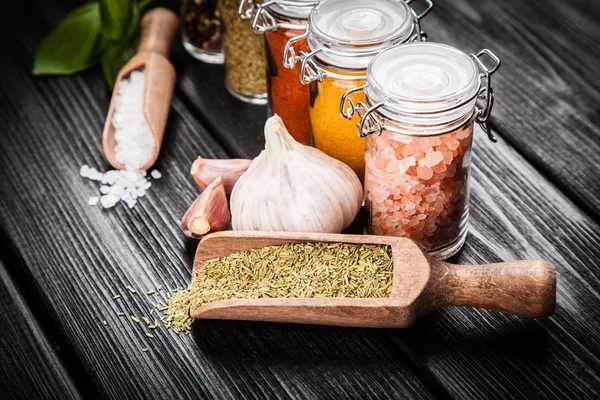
[164,242,393,333]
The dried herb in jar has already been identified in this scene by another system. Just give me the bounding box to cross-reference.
[164,242,393,333]
[218,0,267,101]
[181,0,223,56]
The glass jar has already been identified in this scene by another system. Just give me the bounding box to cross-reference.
[284,0,432,180]
[181,0,224,64]
[239,0,321,145]
[218,0,268,104]
[343,43,501,259]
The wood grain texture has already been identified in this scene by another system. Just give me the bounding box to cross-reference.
[0,1,435,399]
[0,260,81,400]
[421,0,600,221]
[0,0,598,399]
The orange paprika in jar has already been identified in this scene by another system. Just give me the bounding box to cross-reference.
[284,0,432,181]
[240,0,322,145]
[346,43,501,259]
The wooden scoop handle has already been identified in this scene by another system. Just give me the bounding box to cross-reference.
[138,8,179,57]
[431,260,556,318]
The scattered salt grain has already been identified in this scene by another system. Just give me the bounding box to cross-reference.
[100,194,120,209]
[80,165,90,178]
[79,70,161,210]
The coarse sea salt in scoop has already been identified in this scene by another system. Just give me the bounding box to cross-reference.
[81,70,160,209]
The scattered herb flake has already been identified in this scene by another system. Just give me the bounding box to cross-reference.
[127,285,137,294]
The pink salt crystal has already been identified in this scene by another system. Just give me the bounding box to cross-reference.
[386,160,399,173]
[405,156,416,167]
[446,138,460,150]
[430,137,443,146]
[381,147,395,159]
[442,151,453,165]
[417,166,433,180]
[395,135,413,144]
[375,156,389,169]
[420,151,444,167]
[456,127,471,140]
[432,162,447,174]
[402,145,415,157]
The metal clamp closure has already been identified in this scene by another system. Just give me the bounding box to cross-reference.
[243,0,319,34]
[470,49,501,142]
[251,0,279,33]
[340,84,367,120]
[282,26,325,84]
[282,30,308,68]
[238,0,256,20]
[406,0,433,42]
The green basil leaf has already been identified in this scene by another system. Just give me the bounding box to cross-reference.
[101,3,140,88]
[100,0,132,41]
[33,2,102,75]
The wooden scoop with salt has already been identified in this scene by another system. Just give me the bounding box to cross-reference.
[190,231,556,328]
[102,8,178,171]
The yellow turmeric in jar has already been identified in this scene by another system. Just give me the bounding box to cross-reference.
[309,67,366,181]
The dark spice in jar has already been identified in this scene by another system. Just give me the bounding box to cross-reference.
[218,0,267,98]
[265,19,312,145]
[181,0,222,53]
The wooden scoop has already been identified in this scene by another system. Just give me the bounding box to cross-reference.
[102,8,179,170]
[190,231,556,328]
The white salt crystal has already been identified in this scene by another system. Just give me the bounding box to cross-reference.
[112,70,155,171]
[150,170,161,179]
[100,195,120,209]
[100,185,110,194]
[88,197,99,206]
[79,165,90,177]
[124,198,137,209]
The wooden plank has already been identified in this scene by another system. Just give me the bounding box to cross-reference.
[0,1,435,399]
[420,0,600,220]
[0,259,81,400]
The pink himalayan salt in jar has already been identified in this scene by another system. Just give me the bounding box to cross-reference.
[343,42,500,259]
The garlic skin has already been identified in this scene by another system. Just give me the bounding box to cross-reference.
[181,177,230,238]
[190,157,252,195]
[230,115,363,233]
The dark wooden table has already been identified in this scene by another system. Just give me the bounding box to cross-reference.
[1,0,599,398]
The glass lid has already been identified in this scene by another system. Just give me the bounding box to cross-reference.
[307,0,415,69]
[366,42,480,117]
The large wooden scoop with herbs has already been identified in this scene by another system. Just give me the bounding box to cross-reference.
[189,231,556,328]
[102,8,178,170]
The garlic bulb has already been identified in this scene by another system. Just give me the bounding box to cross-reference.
[230,115,363,233]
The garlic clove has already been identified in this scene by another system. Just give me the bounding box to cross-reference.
[230,115,363,234]
[190,157,252,195]
[181,177,230,238]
